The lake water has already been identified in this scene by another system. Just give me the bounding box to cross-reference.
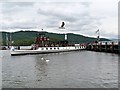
[1,50,118,88]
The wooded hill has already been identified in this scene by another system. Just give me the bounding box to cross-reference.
[1,31,110,46]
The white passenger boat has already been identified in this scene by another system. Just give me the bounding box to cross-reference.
[10,27,86,55]
[10,34,86,55]
[11,45,86,56]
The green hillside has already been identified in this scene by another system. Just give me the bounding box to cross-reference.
[1,31,110,46]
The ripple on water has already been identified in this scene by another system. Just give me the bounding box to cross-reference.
[2,51,118,88]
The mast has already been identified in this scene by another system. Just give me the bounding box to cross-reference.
[97,29,100,41]
[96,29,100,42]
[10,32,12,46]
[6,33,8,46]
[41,28,44,46]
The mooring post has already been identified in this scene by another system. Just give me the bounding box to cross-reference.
[111,42,114,53]
[99,42,102,51]
[95,42,97,51]
[105,42,107,52]
[118,42,120,54]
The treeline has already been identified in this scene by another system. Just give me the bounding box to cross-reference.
[0,31,110,46]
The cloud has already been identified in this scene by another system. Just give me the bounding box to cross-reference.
[36,2,102,32]
[0,0,118,39]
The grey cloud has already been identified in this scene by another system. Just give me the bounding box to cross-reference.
[101,32,118,39]
[37,8,79,22]
[2,2,102,32]
[1,2,115,39]
[37,2,102,32]
[2,2,34,14]
[80,2,92,7]
[1,24,35,29]
[2,2,34,7]
[11,2,34,6]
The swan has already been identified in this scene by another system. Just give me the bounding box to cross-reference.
[41,57,50,62]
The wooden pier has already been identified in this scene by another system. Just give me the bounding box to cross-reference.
[86,41,120,54]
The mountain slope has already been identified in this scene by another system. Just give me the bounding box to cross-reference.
[1,31,110,46]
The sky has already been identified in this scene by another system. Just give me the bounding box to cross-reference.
[0,0,119,39]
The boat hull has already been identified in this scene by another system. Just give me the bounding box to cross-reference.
[11,46,86,56]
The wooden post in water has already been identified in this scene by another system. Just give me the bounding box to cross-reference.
[99,42,102,51]
[105,42,107,52]
[118,42,120,54]
[111,42,114,53]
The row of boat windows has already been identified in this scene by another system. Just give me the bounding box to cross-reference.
[41,46,85,50]
[41,47,60,50]
[75,46,85,49]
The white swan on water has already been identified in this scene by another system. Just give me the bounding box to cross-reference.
[41,57,44,60]
[45,59,50,62]
[41,57,50,62]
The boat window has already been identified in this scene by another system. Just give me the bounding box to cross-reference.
[50,48,52,50]
[41,48,44,50]
[54,48,56,50]
[57,47,59,49]
[46,48,48,50]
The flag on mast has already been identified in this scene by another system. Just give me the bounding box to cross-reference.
[96,29,99,33]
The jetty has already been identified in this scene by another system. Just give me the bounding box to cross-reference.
[86,41,120,54]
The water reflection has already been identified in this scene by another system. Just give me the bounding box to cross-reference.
[34,55,49,81]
